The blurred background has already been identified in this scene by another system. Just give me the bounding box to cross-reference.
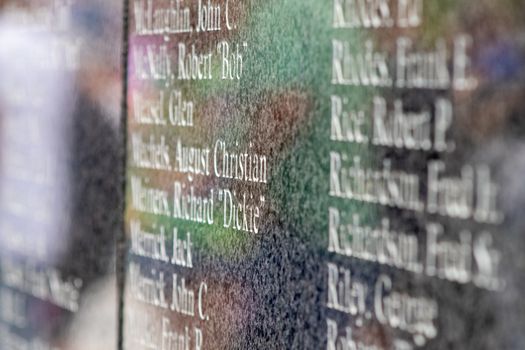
[0,0,123,349]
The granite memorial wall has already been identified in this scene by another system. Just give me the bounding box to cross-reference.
[122,0,525,349]
[1,0,525,349]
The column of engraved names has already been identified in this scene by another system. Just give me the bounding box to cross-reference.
[127,1,265,349]
[326,1,504,349]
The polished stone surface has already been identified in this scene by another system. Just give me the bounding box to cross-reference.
[123,0,525,349]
